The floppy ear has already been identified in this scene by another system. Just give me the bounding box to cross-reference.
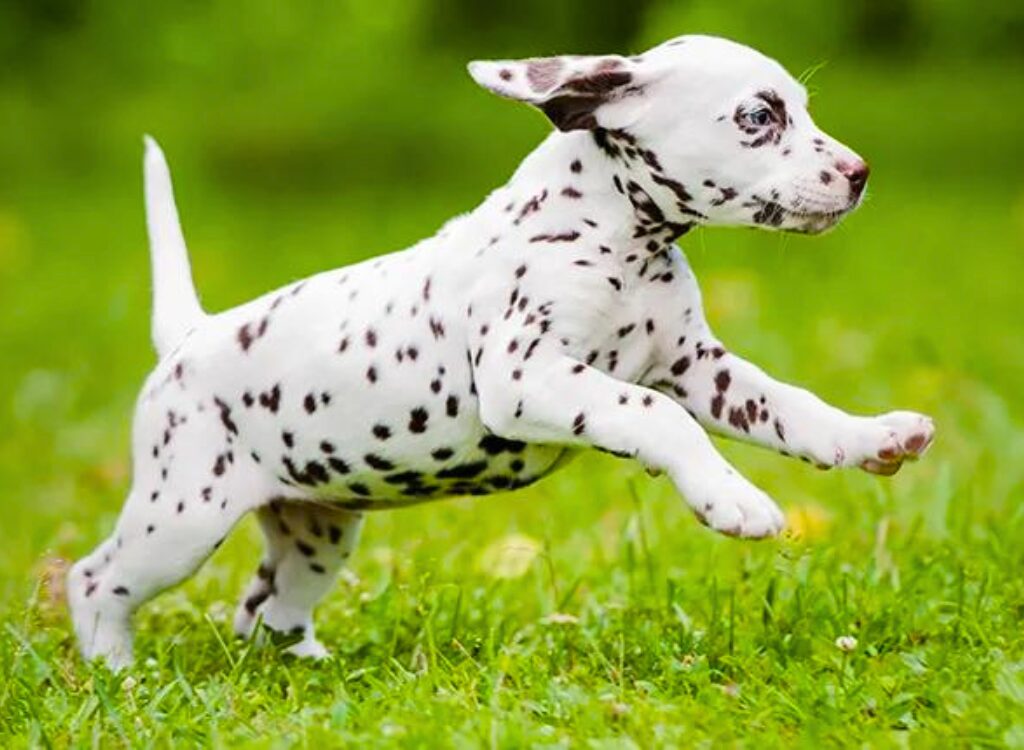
[467,54,641,131]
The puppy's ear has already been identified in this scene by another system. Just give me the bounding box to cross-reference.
[467,55,641,131]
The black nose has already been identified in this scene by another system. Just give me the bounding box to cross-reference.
[837,160,870,198]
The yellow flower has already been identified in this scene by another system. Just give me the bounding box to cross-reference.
[785,504,831,540]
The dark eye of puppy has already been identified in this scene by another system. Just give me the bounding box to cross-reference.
[744,107,773,127]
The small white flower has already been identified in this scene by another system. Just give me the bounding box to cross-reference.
[121,676,137,692]
[835,635,858,652]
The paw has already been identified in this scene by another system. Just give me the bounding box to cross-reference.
[692,473,785,539]
[67,561,134,670]
[96,645,135,672]
[287,637,331,660]
[77,619,134,671]
[855,411,935,476]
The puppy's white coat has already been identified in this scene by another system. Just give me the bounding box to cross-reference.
[69,36,934,668]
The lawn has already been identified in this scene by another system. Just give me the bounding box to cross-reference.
[1,48,1023,747]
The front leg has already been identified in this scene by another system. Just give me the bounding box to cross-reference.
[642,248,934,474]
[474,343,784,538]
[648,342,934,474]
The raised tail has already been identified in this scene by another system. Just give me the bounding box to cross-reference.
[143,135,205,357]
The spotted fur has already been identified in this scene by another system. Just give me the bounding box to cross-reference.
[68,35,934,670]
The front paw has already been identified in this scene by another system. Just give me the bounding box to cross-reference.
[854,411,935,476]
[691,472,786,539]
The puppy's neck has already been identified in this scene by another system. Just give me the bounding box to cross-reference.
[495,130,702,261]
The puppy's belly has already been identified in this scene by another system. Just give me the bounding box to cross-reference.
[221,358,572,507]
[267,430,572,508]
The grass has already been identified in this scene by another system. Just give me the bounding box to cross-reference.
[1,59,1024,747]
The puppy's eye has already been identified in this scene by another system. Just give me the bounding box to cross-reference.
[744,107,773,127]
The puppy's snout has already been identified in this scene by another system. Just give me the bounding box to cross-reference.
[836,159,870,198]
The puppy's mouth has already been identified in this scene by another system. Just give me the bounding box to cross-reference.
[783,205,853,234]
[745,194,854,234]
[787,188,866,234]
[779,194,863,234]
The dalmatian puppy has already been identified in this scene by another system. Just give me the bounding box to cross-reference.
[68,35,934,668]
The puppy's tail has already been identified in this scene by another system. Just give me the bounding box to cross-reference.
[143,135,205,358]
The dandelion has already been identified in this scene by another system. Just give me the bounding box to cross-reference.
[785,503,831,540]
[835,635,858,652]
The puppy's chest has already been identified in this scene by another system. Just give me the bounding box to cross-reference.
[538,282,658,383]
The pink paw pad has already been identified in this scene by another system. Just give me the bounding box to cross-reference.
[904,432,931,454]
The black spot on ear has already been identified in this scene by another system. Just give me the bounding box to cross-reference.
[540,96,601,132]
[544,72,630,132]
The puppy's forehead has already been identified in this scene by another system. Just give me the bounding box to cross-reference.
[645,35,806,104]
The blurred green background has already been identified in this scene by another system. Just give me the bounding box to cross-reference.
[2,1,1024,745]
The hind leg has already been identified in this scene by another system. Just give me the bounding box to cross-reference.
[67,484,257,669]
[234,501,363,658]
[67,400,273,669]
[232,505,289,639]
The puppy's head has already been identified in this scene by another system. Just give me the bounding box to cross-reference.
[470,35,868,234]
